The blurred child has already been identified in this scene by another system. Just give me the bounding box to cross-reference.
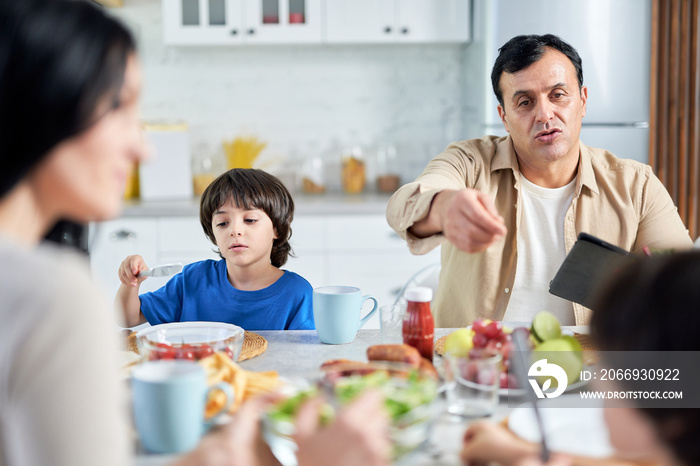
[459,251,700,466]
[116,168,314,330]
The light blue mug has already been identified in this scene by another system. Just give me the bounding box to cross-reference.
[313,286,378,344]
[131,360,233,454]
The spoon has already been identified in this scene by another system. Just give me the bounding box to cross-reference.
[137,262,183,278]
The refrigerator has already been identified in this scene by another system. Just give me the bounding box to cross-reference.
[468,0,651,164]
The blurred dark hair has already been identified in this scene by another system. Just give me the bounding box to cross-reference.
[491,34,584,107]
[0,0,137,198]
[199,169,294,267]
[590,251,700,466]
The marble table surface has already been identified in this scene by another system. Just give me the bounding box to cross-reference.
[136,326,589,466]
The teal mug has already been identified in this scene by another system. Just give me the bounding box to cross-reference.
[313,286,378,344]
[131,360,233,454]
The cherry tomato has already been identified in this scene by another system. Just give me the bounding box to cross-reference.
[154,342,176,360]
[223,347,235,361]
[193,344,214,360]
[176,344,196,361]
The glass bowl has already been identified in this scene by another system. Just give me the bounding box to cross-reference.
[135,322,245,362]
[263,362,439,464]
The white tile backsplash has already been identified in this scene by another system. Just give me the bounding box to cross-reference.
[112,0,469,182]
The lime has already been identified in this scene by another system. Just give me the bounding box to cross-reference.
[530,311,562,343]
[533,338,583,385]
[443,328,475,357]
[559,334,583,352]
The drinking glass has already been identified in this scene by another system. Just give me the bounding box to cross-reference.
[379,302,405,344]
[444,352,501,418]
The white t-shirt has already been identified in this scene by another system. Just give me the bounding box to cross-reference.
[503,176,576,326]
[0,237,131,466]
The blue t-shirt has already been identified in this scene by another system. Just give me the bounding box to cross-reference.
[139,259,314,330]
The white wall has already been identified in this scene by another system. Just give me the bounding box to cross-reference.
[112,0,470,184]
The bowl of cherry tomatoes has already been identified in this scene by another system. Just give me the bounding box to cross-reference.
[135,322,245,362]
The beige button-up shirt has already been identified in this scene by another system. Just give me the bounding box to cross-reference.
[386,135,693,327]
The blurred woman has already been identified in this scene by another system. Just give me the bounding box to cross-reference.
[0,1,389,465]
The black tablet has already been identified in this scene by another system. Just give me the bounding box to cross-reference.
[548,233,630,308]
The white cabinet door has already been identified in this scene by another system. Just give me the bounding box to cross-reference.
[326,250,440,329]
[325,0,470,44]
[324,214,441,329]
[325,214,406,252]
[89,219,160,297]
[284,216,326,288]
[163,0,245,45]
[325,0,395,43]
[157,217,221,264]
[244,0,323,43]
[396,0,470,43]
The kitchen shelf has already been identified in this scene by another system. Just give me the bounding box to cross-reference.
[119,193,394,217]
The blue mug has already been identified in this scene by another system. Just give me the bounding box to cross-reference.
[131,360,233,454]
[313,286,378,344]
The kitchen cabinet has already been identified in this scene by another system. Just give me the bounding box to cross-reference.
[325,0,471,44]
[162,0,322,45]
[162,0,469,45]
[284,214,442,329]
[90,212,440,329]
[89,217,220,297]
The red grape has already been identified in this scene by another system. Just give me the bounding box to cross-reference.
[484,321,503,339]
[472,319,487,335]
[499,372,509,389]
[473,333,488,348]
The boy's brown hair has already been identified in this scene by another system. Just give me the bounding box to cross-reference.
[200,169,294,267]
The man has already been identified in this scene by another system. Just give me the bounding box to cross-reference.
[386,34,692,327]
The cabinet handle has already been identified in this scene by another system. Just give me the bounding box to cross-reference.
[110,230,136,241]
[384,26,392,34]
[230,28,238,35]
[247,28,255,35]
[401,27,409,34]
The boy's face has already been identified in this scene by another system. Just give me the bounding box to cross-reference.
[211,199,277,270]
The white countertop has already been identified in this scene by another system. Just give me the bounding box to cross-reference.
[121,193,394,217]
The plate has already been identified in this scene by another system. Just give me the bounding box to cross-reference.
[508,394,614,457]
[436,327,582,396]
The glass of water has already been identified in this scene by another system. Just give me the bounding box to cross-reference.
[443,352,501,418]
[379,302,406,344]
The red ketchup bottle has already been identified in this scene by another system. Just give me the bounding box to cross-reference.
[402,287,435,362]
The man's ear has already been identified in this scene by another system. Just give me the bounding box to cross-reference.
[580,85,588,118]
[497,105,510,133]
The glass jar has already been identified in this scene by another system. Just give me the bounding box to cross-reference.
[341,145,366,194]
[301,156,326,194]
[402,287,435,362]
[191,144,217,196]
[376,144,400,193]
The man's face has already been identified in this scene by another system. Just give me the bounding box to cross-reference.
[497,48,587,172]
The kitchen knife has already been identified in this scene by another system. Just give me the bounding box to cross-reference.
[138,263,183,278]
[512,330,551,463]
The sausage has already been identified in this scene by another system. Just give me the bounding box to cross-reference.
[418,357,439,380]
[366,344,421,368]
[320,359,377,378]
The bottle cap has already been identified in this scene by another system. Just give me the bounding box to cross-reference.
[404,286,432,303]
